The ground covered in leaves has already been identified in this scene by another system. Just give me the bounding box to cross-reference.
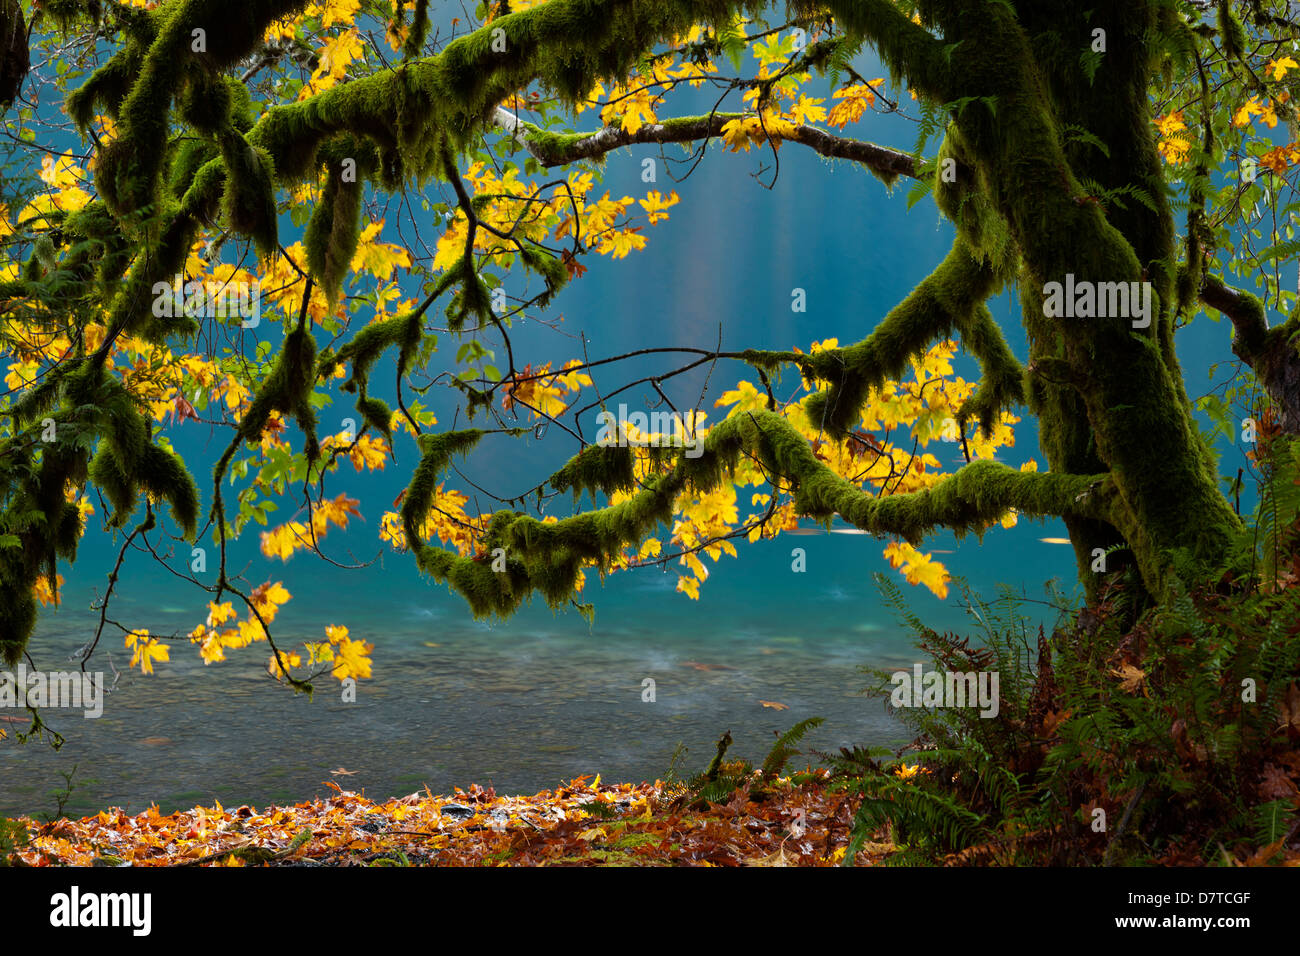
[13,773,893,867]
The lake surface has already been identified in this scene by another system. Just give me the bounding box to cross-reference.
[2,578,919,818]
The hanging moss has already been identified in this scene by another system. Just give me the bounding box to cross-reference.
[0,586,37,667]
[401,429,486,548]
[65,41,143,130]
[1218,0,1246,60]
[445,259,494,331]
[179,67,232,135]
[238,325,320,461]
[99,0,307,222]
[357,396,392,440]
[397,405,1118,620]
[802,236,1017,439]
[218,129,279,259]
[88,444,138,526]
[137,443,200,538]
[550,444,636,501]
[403,0,430,60]
[329,308,426,394]
[168,139,220,199]
[0,341,203,663]
[303,158,363,306]
[520,243,570,306]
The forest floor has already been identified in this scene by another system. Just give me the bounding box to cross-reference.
[12,772,894,866]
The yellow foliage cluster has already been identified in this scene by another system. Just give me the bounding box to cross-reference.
[125,629,170,675]
[710,29,885,151]
[33,573,65,608]
[379,483,478,555]
[186,581,291,667]
[260,494,363,562]
[693,339,1023,598]
[502,360,593,419]
[431,160,677,274]
[300,624,374,681]
[1158,57,1297,169]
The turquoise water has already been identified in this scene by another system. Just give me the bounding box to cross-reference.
[1,522,1078,818]
[3,613,906,818]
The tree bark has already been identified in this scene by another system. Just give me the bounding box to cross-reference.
[0,0,29,116]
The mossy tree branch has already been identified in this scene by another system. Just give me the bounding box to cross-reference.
[400,407,1114,619]
[1202,274,1300,434]
[797,236,1023,440]
[493,106,925,184]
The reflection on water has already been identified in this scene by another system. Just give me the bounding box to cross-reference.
[0,602,918,819]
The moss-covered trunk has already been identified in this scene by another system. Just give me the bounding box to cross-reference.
[931,0,1242,595]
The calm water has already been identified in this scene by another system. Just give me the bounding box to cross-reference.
[2,578,922,818]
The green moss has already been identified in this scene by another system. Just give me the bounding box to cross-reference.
[137,443,200,539]
[303,158,363,306]
[401,406,1117,619]
[238,325,320,460]
[331,309,426,397]
[167,139,219,199]
[550,443,636,501]
[218,130,279,259]
[401,429,486,549]
[357,396,392,440]
[179,68,232,135]
[88,444,138,528]
[801,236,1018,439]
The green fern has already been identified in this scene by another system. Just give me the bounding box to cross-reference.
[760,717,825,779]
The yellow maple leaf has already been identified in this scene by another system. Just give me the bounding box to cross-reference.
[788,94,827,126]
[1153,110,1186,137]
[126,631,170,675]
[305,641,335,665]
[313,495,362,533]
[1234,97,1265,127]
[882,541,950,599]
[432,216,467,271]
[348,434,389,471]
[638,189,680,225]
[720,116,758,152]
[331,633,374,681]
[714,379,767,415]
[350,221,412,280]
[598,227,647,259]
[206,601,236,626]
[1269,56,1298,81]
[826,81,884,128]
[198,632,228,665]
[261,521,309,561]
[1260,145,1294,176]
[33,573,64,607]
[268,650,303,680]
[1111,663,1147,695]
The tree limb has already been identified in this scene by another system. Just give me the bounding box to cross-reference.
[493,106,922,182]
[403,408,1112,618]
[1201,274,1300,433]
